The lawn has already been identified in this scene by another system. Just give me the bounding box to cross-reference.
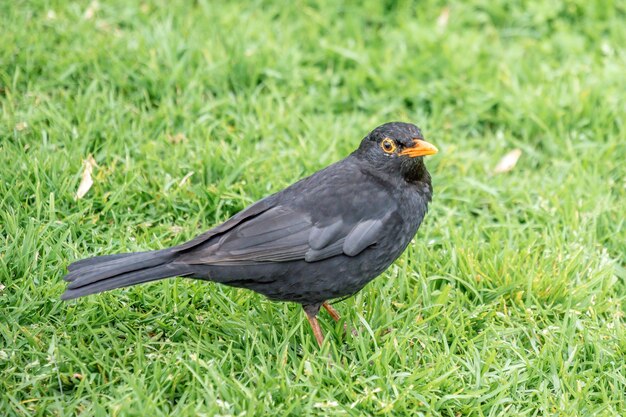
[1,0,625,415]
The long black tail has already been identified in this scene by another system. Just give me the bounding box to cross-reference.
[61,249,192,300]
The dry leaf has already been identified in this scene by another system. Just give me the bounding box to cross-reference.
[76,156,97,199]
[494,149,522,174]
[437,7,450,29]
[167,132,187,144]
[178,171,194,187]
[83,1,99,20]
[314,401,339,408]
[170,225,184,234]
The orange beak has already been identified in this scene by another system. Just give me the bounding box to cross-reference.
[398,139,438,157]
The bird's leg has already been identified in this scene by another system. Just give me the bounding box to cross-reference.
[323,301,358,337]
[322,302,341,322]
[303,304,324,347]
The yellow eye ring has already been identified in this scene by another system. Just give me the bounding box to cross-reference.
[381,138,397,154]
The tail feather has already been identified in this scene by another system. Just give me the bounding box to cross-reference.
[61,263,191,300]
[61,249,187,300]
[67,252,150,272]
[64,249,173,285]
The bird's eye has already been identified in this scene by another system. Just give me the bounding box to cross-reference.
[381,138,397,154]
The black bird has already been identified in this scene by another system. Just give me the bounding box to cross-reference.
[62,122,437,346]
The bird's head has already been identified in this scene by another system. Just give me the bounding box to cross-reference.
[354,122,437,183]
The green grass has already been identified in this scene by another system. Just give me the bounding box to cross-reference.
[1,0,625,415]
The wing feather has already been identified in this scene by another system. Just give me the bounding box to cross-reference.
[308,220,344,250]
[342,219,384,256]
[304,238,346,262]
[180,204,393,265]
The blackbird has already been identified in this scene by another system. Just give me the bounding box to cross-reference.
[62,122,437,346]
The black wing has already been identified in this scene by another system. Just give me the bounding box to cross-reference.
[172,196,276,252]
[175,157,398,265]
[176,203,393,265]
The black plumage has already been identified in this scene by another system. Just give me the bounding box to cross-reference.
[62,122,437,346]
